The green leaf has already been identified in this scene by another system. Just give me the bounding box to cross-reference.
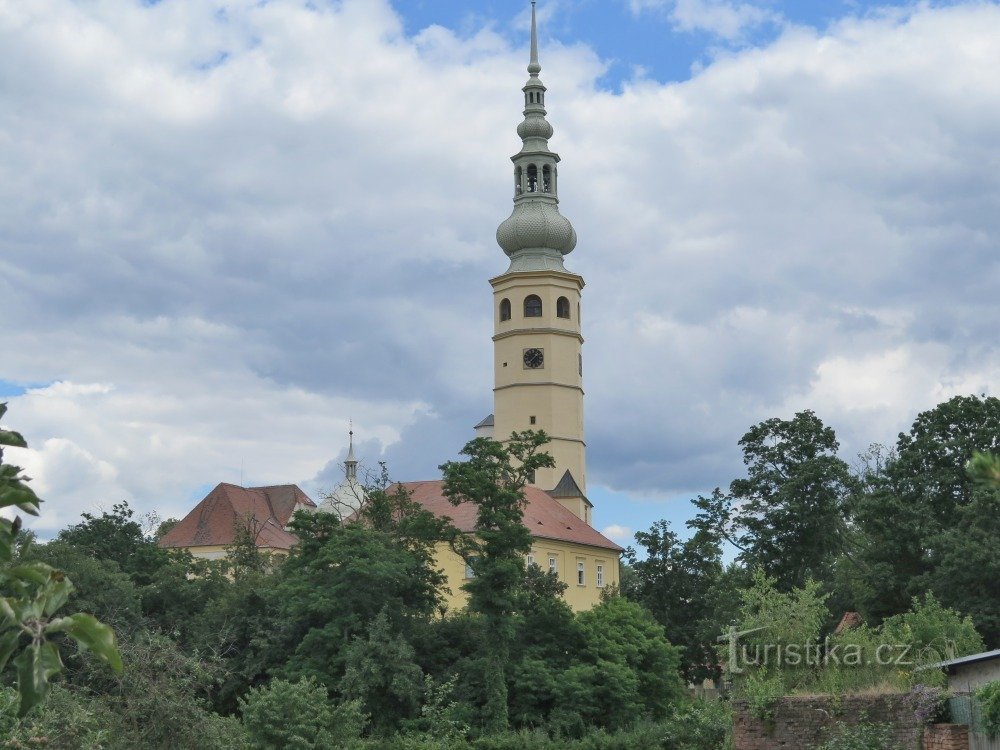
[0,428,27,449]
[42,573,74,617]
[0,519,15,563]
[0,483,41,514]
[46,613,123,675]
[14,641,63,717]
[5,564,53,586]
[0,628,20,672]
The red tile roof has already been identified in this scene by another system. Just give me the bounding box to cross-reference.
[158,483,315,551]
[397,480,623,552]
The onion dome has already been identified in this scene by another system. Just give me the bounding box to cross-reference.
[495,1,577,273]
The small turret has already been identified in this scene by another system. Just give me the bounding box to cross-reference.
[314,427,365,518]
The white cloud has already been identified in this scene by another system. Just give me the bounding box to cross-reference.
[629,0,781,40]
[1,0,998,530]
[601,524,634,543]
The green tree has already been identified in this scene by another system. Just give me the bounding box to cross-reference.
[880,592,984,662]
[922,483,1000,646]
[849,395,1000,623]
[726,570,831,695]
[0,403,122,716]
[340,607,424,732]
[57,501,170,586]
[275,484,448,689]
[557,597,685,732]
[238,677,365,750]
[732,411,854,589]
[624,516,724,682]
[439,431,554,734]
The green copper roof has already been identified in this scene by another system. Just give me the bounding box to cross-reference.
[495,2,577,273]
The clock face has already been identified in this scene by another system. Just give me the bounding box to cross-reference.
[523,348,544,369]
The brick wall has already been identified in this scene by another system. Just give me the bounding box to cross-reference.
[733,694,924,750]
[923,723,969,750]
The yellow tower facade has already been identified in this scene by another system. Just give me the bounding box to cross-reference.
[491,2,590,523]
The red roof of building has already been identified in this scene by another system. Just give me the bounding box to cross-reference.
[397,480,623,552]
[158,483,315,551]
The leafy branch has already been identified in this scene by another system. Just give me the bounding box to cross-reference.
[0,402,122,716]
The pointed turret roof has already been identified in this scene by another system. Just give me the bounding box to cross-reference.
[495,1,577,273]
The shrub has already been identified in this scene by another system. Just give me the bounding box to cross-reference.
[977,679,1000,739]
[816,720,896,750]
[239,676,366,749]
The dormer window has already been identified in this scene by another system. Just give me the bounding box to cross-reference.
[524,294,542,317]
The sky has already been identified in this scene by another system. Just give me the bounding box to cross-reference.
[1,0,998,548]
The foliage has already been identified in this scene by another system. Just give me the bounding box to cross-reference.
[439,430,554,733]
[562,596,686,730]
[341,608,424,732]
[57,500,170,586]
[968,451,1000,487]
[977,680,1000,739]
[400,674,470,742]
[624,516,725,682]
[849,395,1000,624]
[880,593,984,664]
[922,482,1000,646]
[0,403,122,716]
[727,570,830,691]
[816,720,896,750]
[271,483,451,695]
[14,540,144,632]
[721,411,855,590]
[906,684,947,725]
[238,676,366,750]
[71,630,244,749]
[657,699,733,750]
[0,684,112,750]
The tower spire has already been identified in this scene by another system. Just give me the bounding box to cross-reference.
[345,421,357,481]
[528,1,540,76]
[495,2,576,273]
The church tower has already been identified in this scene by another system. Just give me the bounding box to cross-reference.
[492,2,590,523]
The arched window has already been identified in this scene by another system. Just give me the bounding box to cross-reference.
[542,165,552,193]
[524,294,542,317]
[514,166,522,195]
[526,164,538,193]
[557,296,570,319]
[499,298,511,322]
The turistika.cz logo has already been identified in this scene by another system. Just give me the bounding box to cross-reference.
[716,626,957,674]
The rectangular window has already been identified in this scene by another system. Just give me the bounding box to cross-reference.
[577,561,585,586]
[465,556,478,579]
[548,556,557,575]
[526,554,535,568]
[596,563,605,588]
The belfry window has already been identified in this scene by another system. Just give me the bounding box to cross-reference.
[542,165,552,193]
[514,167,523,196]
[557,296,570,319]
[499,298,511,322]
[526,164,538,193]
[524,294,542,317]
